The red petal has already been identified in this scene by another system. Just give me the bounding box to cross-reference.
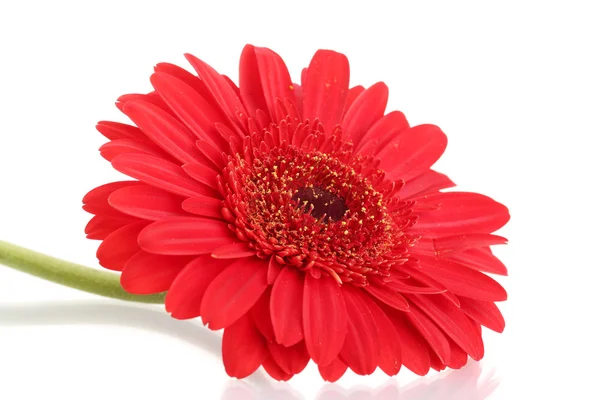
[150,72,228,150]
[388,312,431,375]
[339,287,379,375]
[85,215,137,240]
[122,100,201,164]
[271,267,305,346]
[251,288,275,342]
[386,278,448,294]
[293,83,304,117]
[405,304,451,364]
[472,318,483,336]
[111,153,210,198]
[165,255,229,319]
[182,162,219,191]
[268,341,310,375]
[212,242,254,259]
[301,67,308,87]
[220,74,239,94]
[449,247,508,276]
[195,139,226,170]
[303,275,348,365]
[108,184,187,220]
[419,257,507,301]
[239,44,268,117]
[201,257,268,330]
[399,169,456,200]
[154,62,218,109]
[99,139,169,162]
[181,195,223,219]
[357,111,409,155]
[120,251,192,294]
[404,266,461,306]
[96,121,146,141]
[222,314,268,378]
[380,124,448,181]
[342,82,388,146]
[428,349,445,371]
[364,283,410,311]
[83,181,142,217]
[342,85,365,117]
[267,255,283,284]
[302,50,350,133]
[318,357,348,382]
[239,45,295,120]
[447,339,468,369]
[364,299,403,376]
[117,92,175,118]
[432,234,507,255]
[457,296,505,333]
[262,356,293,381]
[185,53,247,136]
[138,217,233,255]
[96,221,148,271]
[221,74,238,95]
[410,192,510,236]
[407,294,484,360]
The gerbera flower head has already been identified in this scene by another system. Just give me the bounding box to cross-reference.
[83,45,509,382]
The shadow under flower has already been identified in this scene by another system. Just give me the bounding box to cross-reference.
[0,300,272,386]
[0,301,499,400]
[0,301,222,356]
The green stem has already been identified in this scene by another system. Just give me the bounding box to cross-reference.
[0,241,165,304]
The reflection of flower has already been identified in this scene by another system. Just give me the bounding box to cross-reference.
[83,45,509,382]
[318,363,498,400]
[223,361,498,400]
[386,363,499,400]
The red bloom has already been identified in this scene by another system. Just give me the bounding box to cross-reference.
[84,45,509,381]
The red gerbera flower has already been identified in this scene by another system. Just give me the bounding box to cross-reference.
[83,45,509,382]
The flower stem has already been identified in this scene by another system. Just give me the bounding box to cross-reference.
[0,241,165,304]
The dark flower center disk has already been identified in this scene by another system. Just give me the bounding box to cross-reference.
[292,186,347,222]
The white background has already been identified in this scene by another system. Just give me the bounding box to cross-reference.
[0,1,598,399]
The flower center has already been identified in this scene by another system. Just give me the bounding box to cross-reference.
[219,120,417,286]
[292,186,347,222]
